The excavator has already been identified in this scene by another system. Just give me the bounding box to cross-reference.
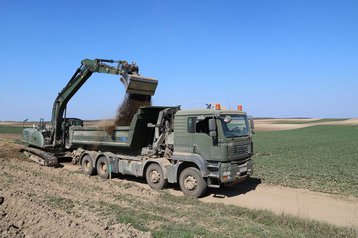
[21,58,158,166]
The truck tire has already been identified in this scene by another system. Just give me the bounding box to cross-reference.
[96,156,110,179]
[81,155,95,176]
[179,167,207,198]
[146,163,168,190]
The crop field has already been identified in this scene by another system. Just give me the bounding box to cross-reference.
[0,125,23,134]
[253,124,358,196]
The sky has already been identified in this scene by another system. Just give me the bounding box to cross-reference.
[0,0,357,121]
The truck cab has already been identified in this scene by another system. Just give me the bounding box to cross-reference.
[172,109,254,192]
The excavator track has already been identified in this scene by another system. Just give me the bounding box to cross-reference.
[20,146,58,167]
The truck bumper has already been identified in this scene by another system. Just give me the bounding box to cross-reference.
[219,159,253,184]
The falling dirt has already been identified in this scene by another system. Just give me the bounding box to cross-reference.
[99,93,151,134]
[114,94,151,126]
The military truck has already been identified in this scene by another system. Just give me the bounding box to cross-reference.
[22,58,254,197]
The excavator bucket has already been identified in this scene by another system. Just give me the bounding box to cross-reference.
[121,74,158,96]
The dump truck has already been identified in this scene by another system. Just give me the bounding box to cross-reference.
[22,58,254,197]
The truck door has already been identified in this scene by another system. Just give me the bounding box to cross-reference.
[188,116,221,161]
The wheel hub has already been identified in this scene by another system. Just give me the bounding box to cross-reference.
[184,175,197,190]
[85,161,90,170]
[100,163,107,173]
[150,170,160,183]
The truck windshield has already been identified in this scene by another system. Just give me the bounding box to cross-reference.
[220,115,249,138]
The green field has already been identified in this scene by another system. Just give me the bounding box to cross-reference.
[253,125,358,196]
[0,125,23,134]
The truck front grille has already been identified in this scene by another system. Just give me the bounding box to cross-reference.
[231,144,249,156]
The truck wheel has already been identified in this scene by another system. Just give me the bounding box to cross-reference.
[179,167,207,198]
[81,155,95,176]
[96,157,110,179]
[146,163,168,190]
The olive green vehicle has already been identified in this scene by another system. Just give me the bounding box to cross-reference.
[22,58,254,197]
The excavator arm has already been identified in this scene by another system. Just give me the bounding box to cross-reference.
[51,58,158,146]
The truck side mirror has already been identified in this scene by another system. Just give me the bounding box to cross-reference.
[248,116,255,134]
[208,118,217,138]
[208,118,216,131]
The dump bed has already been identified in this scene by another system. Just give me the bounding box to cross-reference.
[68,126,132,148]
[67,106,175,152]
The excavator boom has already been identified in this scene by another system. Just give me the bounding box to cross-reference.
[23,58,158,149]
[81,59,158,96]
[50,58,158,146]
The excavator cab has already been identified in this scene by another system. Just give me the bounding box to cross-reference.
[121,74,158,96]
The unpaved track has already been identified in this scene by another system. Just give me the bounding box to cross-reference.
[199,181,358,227]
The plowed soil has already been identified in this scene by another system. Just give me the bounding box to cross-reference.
[0,141,152,238]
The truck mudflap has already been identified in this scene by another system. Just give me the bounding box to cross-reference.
[20,146,58,167]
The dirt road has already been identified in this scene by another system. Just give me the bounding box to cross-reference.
[199,182,358,227]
